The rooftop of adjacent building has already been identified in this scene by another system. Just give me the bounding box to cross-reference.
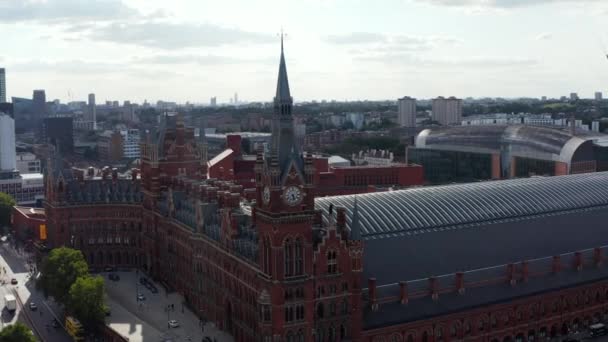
[13,206,45,220]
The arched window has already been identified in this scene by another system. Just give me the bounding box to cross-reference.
[317,302,324,318]
[327,250,338,274]
[297,330,305,342]
[436,327,444,342]
[286,331,294,342]
[390,333,403,342]
[285,239,293,277]
[407,334,415,342]
[329,325,336,342]
[294,238,303,275]
[263,237,272,276]
[341,299,348,315]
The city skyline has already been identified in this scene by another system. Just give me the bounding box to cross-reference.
[2,0,608,103]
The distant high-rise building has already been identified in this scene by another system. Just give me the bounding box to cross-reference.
[234,92,238,104]
[210,97,217,107]
[595,92,603,101]
[541,96,547,102]
[33,90,47,118]
[570,92,579,101]
[432,96,462,126]
[87,93,96,125]
[398,96,417,128]
[0,113,16,171]
[42,117,74,153]
[0,68,6,103]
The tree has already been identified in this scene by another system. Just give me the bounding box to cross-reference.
[68,275,106,327]
[38,247,89,304]
[0,322,36,342]
[0,192,16,228]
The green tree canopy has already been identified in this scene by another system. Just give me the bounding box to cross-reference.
[0,322,37,342]
[38,247,89,304]
[0,192,16,228]
[68,275,106,327]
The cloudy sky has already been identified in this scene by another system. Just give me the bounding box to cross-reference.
[1,0,608,103]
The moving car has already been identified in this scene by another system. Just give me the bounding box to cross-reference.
[29,302,37,310]
[10,278,17,285]
[168,320,180,328]
[137,293,145,301]
[108,273,120,281]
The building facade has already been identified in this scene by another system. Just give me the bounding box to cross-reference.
[16,152,41,174]
[398,97,416,128]
[42,40,608,342]
[120,129,140,159]
[432,97,462,126]
[0,68,6,103]
[0,113,16,171]
[42,117,74,153]
[97,131,124,162]
[87,93,96,128]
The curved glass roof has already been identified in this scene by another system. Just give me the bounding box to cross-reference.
[416,125,602,162]
[315,172,608,239]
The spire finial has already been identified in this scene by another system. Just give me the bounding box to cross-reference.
[280,27,284,53]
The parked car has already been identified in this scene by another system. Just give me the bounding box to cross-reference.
[10,278,17,285]
[168,320,180,328]
[29,302,37,310]
[104,266,116,272]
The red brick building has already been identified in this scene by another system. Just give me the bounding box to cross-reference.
[11,206,45,241]
[43,39,608,342]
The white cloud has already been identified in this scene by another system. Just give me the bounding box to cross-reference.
[0,0,136,22]
[356,53,538,68]
[79,21,274,49]
[535,32,553,40]
[413,0,600,8]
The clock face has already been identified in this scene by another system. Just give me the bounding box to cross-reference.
[283,186,303,206]
[263,186,270,205]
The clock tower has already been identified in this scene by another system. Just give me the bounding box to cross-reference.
[254,35,318,341]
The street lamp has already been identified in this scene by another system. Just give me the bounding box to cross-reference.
[165,304,171,328]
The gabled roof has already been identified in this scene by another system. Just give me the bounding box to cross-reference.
[208,149,234,168]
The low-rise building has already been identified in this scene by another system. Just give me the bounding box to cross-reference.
[98,131,123,162]
[16,152,41,174]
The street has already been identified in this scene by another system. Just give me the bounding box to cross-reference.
[104,270,233,342]
[0,242,72,342]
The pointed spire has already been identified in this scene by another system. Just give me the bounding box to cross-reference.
[275,31,292,102]
[350,196,362,241]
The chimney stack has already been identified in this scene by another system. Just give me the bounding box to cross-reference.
[521,260,529,282]
[429,277,438,301]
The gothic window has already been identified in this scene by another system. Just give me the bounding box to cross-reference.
[285,239,294,277]
[329,325,336,342]
[327,250,338,274]
[317,302,324,318]
[390,334,403,342]
[294,238,303,275]
[261,305,271,322]
[286,331,295,342]
[296,304,304,321]
[263,237,271,276]
[329,301,336,316]
[285,306,294,322]
[341,299,348,315]
[297,330,305,342]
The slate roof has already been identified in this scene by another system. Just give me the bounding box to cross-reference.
[315,172,608,239]
[64,179,142,205]
[315,172,608,328]
[315,172,608,285]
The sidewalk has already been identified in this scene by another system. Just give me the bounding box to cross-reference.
[104,271,233,342]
